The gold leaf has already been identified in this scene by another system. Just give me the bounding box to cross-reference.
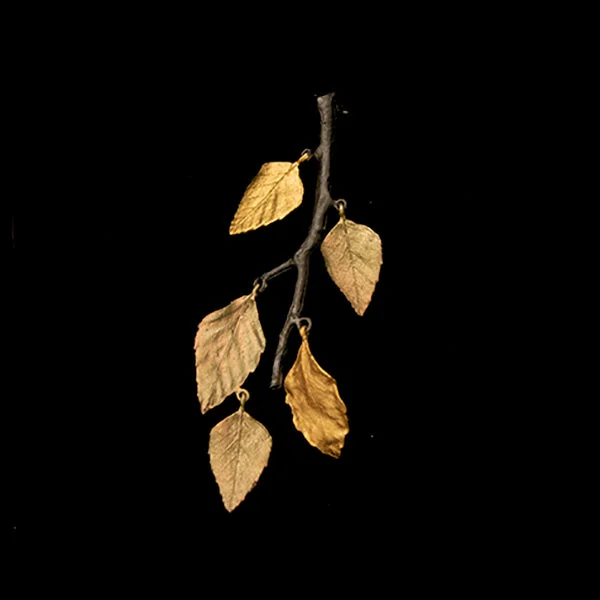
[194,294,265,413]
[321,217,383,316]
[209,406,272,512]
[284,332,349,458]
[229,162,304,234]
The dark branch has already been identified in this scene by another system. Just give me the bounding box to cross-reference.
[254,258,295,292]
[257,92,335,389]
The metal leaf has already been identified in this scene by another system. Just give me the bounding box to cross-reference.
[320,217,383,316]
[209,406,272,512]
[284,332,349,458]
[229,162,304,234]
[194,294,265,413]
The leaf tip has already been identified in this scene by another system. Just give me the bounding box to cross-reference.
[229,219,247,235]
[354,304,367,317]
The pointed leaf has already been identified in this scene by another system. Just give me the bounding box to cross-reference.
[209,407,272,512]
[284,336,349,458]
[321,218,383,316]
[229,162,304,234]
[194,294,265,413]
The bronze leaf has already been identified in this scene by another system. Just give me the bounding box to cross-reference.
[284,331,349,458]
[194,294,265,413]
[321,218,383,316]
[229,162,304,234]
[209,406,272,512]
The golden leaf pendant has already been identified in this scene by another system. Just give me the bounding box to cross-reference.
[321,217,383,316]
[209,403,272,512]
[229,161,304,234]
[194,293,265,413]
[284,329,349,458]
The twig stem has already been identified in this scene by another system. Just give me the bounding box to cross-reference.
[254,93,335,389]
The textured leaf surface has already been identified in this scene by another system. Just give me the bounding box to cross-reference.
[321,218,383,315]
[229,162,304,234]
[194,294,265,413]
[284,335,349,458]
[209,407,272,512]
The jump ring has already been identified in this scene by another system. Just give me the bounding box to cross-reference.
[293,316,312,334]
[333,199,347,213]
[235,389,250,405]
[297,149,312,164]
[252,277,267,294]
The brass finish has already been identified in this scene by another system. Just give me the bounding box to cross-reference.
[229,160,304,235]
[194,293,265,413]
[321,218,383,316]
[284,329,349,458]
[209,405,272,512]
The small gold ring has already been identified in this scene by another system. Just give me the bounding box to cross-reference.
[236,389,250,405]
[333,199,347,218]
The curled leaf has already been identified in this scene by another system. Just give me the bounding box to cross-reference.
[284,333,349,458]
[194,294,265,413]
[321,217,383,316]
[209,406,272,512]
[229,162,304,234]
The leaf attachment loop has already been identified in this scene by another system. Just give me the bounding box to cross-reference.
[333,199,347,220]
[293,316,312,338]
[296,148,312,165]
[252,277,266,295]
[235,388,250,407]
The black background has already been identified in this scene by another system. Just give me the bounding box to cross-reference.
[7,31,535,575]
